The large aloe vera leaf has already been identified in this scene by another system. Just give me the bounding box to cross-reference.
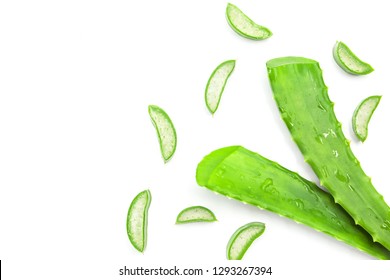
[196,146,390,259]
[266,57,390,250]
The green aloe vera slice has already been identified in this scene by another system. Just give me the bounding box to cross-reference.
[176,206,217,224]
[196,146,390,260]
[148,105,177,162]
[267,57,390,251]
[333,41,374,75]
[205,60,235,114]
[226,3,272,40]
[227,222,266,260]
[352,95,381,142]
[126,190,151,253]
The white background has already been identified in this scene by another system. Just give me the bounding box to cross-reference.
[1,0,390,279]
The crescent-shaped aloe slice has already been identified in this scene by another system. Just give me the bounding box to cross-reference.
[267,57,390,251]
[352,95,381,142]
[148,105,177,162]
[176,206,217,224]
[227,222,266,260]
[196,146,390,259]
[333,41,374,75]
[205,60,235,114]
[226,3,272,40]
[126,190,151,253]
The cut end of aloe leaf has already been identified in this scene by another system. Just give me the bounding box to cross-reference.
[333,41,374,75]
[352,95,381,142]
[205,60,235,114]
[196,146,240,186]
[227,222,266,260]
[148,105,177,162]
[266,56,318,68]
[226,3,272,40]
[126,190,151,253]
[176,206,217,224]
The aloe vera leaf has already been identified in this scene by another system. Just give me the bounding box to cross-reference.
[126,190,151,253]
[226,3,272,40]
[352,95,381,142]
[227,222,266,260]
[196,146,390,259]
[176,206,217,224]
[148,105,177,163]
[333,41,374,75]
[205,60,235,114]
[266,57,390,250]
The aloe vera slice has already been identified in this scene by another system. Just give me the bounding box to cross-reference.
[267,57,390,251]
[226,3,272,40]
[352,95,381,142]
[196,146,390,260]
[148,105,177,162]
[176,206,217,224]
[126,190,151,253]
[333,41,374,75]
[227,222,265,260]
[205,60,235,114]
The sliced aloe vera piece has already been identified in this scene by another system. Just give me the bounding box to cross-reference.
[126,190,151,253]
[333,41,374,75]
[226,3,272,40]
[148,105,177,162]
[205,60,235,114]
[352,95,381,142]
[227,222,265,260]
[176,206,217,224]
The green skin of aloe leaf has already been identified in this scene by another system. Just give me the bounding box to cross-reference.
[196,146,390,260]
[266,57,390,251]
